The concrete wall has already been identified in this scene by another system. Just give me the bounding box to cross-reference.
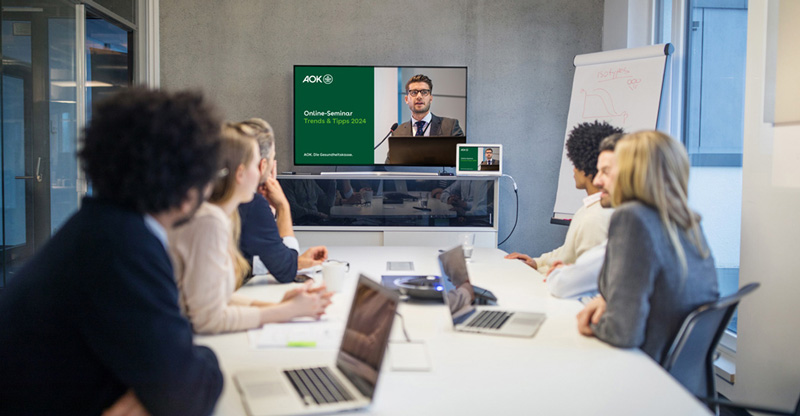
[159,0,605,255]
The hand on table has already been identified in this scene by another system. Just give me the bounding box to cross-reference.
[504,252,537,270]
[545,260,565,280]
[577,296,607,337]
[298,246,328,270]
[282,281,333,319]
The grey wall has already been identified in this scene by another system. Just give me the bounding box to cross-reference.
[159,0,604,255]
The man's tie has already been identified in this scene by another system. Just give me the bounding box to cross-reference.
[415,120,426,136]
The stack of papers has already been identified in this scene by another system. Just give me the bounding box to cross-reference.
[247,320,344,349]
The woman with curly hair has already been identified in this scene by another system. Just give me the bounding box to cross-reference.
[506,121,621,274]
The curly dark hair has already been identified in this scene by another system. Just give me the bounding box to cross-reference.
[565,121,624,178]
[79,87,222,214]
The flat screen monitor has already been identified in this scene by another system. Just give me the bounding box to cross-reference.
[294,65,467,166]
[456,144,503,176]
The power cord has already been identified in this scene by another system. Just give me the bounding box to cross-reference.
[498,173,519,246]
[395,311,412,342]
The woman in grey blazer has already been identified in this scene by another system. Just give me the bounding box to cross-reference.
[576,131,719,364]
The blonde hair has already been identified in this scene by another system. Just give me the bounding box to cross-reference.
[612,131,709,274]
[209,122,258,286]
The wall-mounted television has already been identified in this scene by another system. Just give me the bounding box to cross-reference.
[294,65,467,166]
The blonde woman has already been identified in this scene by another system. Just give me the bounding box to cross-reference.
[577,131,719,364]
[169,122,331,334]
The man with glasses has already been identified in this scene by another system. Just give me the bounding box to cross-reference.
[481,148,497,165]
[394,74,464,137]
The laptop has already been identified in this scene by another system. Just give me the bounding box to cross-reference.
[438,246,546,337]
[234,275,399,415]
[387,136,466,166]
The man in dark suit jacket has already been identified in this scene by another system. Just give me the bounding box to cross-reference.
[393,113,463,137]
[393,74,464,137]
[385,74,464,163]
[236,118,328,284]
[0,88,224,415]
[480,148,497,165]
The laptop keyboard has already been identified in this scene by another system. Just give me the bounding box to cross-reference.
[284,367,355,406]
[466,310,513,329]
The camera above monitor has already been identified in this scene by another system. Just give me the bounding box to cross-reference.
[294,65,467,167]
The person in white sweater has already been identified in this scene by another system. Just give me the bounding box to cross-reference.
[169,121,332,334]
[506,121,622,274]
[543,133,625,299]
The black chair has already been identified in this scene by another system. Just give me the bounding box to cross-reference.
[701,393,800,416]
[661,283,760,413]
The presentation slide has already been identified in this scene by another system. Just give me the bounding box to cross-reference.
[294,66,467,166]
[458,146,480,171]
[295,66,375,165]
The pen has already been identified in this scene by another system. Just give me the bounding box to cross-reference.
[287,341,317,347]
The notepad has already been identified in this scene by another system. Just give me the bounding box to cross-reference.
[247,320,344,349]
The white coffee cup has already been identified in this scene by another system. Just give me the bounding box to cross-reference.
[322,260,350,292]
[459,233,476,261]
[362,190,374,203]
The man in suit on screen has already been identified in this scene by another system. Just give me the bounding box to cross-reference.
[393,74,464,137]
[480,148,497,165]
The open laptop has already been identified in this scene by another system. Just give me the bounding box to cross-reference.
[438,246,546,337]
[387,136,466,166]
[234,275,399,415]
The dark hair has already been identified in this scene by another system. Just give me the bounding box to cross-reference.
[79,87,222,214]
[598,132,625,153]
[406,74,433,92]
[565,121,624,178]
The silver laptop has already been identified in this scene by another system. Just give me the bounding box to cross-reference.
[234,275,399,416]
[438,246,546,337]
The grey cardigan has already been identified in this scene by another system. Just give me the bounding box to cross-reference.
[591,201,719,364]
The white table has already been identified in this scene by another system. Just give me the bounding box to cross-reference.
[195,246,711,415]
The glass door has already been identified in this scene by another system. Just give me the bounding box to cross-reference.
[1,1,78,288]
[1,1,134,288]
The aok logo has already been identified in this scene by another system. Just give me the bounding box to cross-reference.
[302,74,334,84]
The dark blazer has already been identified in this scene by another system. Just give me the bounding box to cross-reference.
[393,113,464,137]
[239,193,299,283]
[0,197,222,416]
[480,159,497,165]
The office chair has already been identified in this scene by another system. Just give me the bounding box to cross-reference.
[700,393,800,416]
[661,283,760,413]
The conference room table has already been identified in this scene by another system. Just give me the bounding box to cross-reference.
[195,246,712,415]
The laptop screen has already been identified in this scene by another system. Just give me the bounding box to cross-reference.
[336,275,399,398]
[438,246,477,325]
[387,136,466,166]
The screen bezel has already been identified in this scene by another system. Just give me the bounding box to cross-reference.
[293,65,468,167]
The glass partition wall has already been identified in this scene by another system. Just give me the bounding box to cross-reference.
[279,176,497,229]
[1,0,135,289]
